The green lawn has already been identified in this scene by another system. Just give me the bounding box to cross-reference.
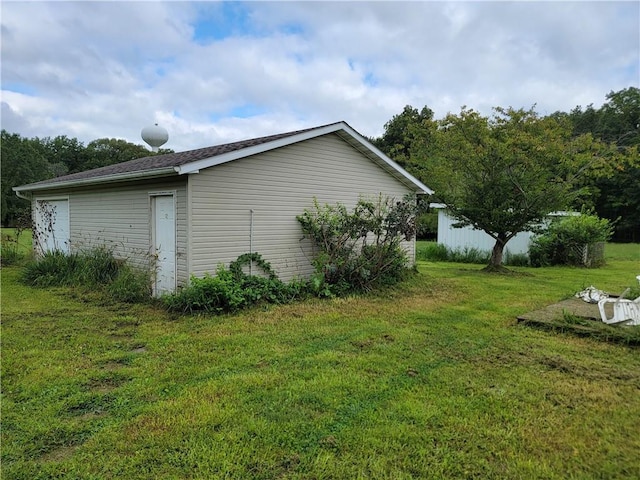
[2,241,639,479]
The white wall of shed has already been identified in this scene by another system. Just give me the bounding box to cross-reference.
[436,210,533,257]
[189,132,416,281]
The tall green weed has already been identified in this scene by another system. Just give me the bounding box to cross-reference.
[417,242,531,266]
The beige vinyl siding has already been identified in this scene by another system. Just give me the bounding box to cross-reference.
[43,178,188,287]
[189,133,415,281]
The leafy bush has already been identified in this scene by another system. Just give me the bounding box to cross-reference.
[416,211,438,240]
[164,267,246,314]
[164,253,308,314]
[529,214,613,267]
[297,195,417,294]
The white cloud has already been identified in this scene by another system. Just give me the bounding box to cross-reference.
[1,1,638,152]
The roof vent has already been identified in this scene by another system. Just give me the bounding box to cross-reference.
[141,123,169,152]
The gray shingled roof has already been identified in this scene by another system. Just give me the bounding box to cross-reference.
[17,123,335,190]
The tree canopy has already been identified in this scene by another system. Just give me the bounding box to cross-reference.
[419,107,619,269]
[373,87,639,246]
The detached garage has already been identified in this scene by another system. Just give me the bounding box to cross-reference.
[15,122,432,295]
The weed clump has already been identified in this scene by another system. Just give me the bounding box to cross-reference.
[1,235,25,266]
[163,253,307,314]
[21,247,151,303]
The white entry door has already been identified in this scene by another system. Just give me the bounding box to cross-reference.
[34,198,70,254]
[152,194,176,296]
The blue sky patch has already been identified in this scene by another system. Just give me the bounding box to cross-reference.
[192,2,256,43]
[3,82,37,96]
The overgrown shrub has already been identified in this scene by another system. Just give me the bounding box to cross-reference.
[22,248,121,287]
[21,247,152,302]
[164,253,307,314]
[297,195,417,294]
[529,214,613,267]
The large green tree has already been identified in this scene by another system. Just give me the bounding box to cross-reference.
[84,138,166,171]
[566,87,640,241]
[417,107,616,270]
[1,131,54,226]
[371,105,435,168]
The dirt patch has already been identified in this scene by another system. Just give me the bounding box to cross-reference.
[517,298,601,323]
[517,298,640,347]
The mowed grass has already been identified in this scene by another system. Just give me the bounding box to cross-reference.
[1,241,639,479]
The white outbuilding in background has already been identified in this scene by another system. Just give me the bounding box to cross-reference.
[430,203,577,258]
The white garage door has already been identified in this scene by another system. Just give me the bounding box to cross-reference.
[34,198,70,254]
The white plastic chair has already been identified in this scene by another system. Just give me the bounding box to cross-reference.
[597,283,640,326]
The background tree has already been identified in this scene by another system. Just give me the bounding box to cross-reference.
[371,105,435,169]
[1,131,54,226]
[36,135,87,175]
[417,107,616,270]
[84,138,162,171]
[564,87,640,241]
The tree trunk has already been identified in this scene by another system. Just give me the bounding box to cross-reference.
[482,235,511,273]
[489,237,505,267]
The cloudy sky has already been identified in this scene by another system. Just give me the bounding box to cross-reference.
[1,1,638,152]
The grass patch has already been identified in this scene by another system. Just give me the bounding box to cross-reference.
[2,245,639,479]
[1,228,33,266]
[417,240,640,266]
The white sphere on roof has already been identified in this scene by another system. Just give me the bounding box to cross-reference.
[141,123,169,152]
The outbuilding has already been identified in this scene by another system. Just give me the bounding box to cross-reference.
[430,203,577,259]
[15,122,432,295]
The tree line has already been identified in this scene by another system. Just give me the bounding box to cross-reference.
[370,87,639,249]
[1,134,173,226]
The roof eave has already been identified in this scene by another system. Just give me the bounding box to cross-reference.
[13,167,178,194]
